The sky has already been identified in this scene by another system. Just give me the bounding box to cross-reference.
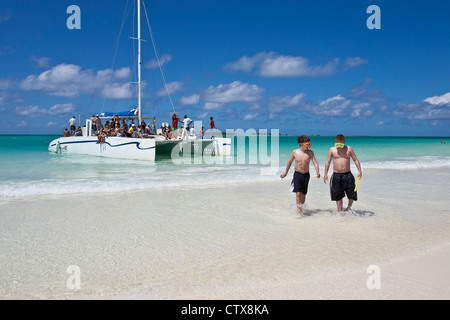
[0,0,449,136]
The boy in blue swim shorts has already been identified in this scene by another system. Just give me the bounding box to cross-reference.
[323,134,362,212]
[280,135,320,217]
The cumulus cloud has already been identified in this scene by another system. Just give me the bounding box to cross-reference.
[145,54,172,69]
[224,52,366,78]
[13,103,75,117]
[20,63,133,98]
[49,103,76,115]
[100,83,132,99]
[395,92,450,121]
[203,81,264,103]
[423,92,450,105]
[204,102,223,110]
[179,93,200,105]
[31,56,50,68]
[268,93,306,112]
[156,81,183,97]
[243,112,259,120]
[14,105,49,117]
[344,57,368,69]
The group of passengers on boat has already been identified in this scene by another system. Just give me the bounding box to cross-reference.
[63,113,207,144]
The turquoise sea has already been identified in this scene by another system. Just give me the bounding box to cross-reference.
[0,134,449,198]
[1,134,450,300]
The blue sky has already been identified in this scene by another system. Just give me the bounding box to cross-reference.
[0,0,449,136]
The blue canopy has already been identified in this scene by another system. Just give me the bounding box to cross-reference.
[101,108,137,117]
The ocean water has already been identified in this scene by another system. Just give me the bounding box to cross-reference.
[0,135,449,199]
[1,134,450,299]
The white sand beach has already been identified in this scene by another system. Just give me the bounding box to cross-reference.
[1,168,449,300]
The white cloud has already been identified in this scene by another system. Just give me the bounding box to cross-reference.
[101,83,133,99]
[259,55,339,77]
[31,56,50,68]
[179,94,200,105]
[14,105,48,117]
[49,103,76,115]
[225,52,365,78]
[145,54,172,69]
[204,102,223,110]
[156,81,183,97]
[395,92,450,121]
[268,93,306,112]
[223,52,266,73]
[17,121,27,128]
[423,92,450,105]
[46,121,57,127]
[203,81,264,103]
[344,57,368,69]
[20,63,133,99]
[243,112,259,120]
[311,95,351,116]
[197,111,209,118]
[13,103,76,118]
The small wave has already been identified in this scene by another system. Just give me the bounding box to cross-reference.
[0,167,280,198]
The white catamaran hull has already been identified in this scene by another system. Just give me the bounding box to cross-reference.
[48,136,231,161]
[48,136,156,160]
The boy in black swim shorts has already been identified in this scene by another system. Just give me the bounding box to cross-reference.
[323,134,362,212]
[280,135,320,217]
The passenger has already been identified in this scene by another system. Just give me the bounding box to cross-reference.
[95,115,102,130]
[90,115,97,131]
[97,128,106,144]
[129,124,139,138]
[200,126,205,139]
[180,115,192,140]
[113,123,120,136]
[209,116,215,138]
[103,122,112,137]
[74,126,82,136]
[69,116,76,136]
[172,112,180,129]
[116,127,125,137]
[179,126,185,139]
[63,128,70,137]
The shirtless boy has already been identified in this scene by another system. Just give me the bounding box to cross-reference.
[323,134,362,212]
[280,135,320,217]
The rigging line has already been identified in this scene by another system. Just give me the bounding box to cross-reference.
[141,0,177,114]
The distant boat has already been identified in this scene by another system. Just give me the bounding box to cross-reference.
[48,0,230,161]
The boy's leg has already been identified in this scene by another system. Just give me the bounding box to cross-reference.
[336,199,343,212]
[296,192,306,216]
[346,199,354,210]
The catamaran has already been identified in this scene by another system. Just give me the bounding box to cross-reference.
[48,0,231,161]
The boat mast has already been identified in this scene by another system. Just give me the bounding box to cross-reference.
[137,0,142,125]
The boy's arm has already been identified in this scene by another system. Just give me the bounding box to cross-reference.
[310,151,321,178]
[323,148,332,183]
[350,147,362,178]
[280,152,295,178]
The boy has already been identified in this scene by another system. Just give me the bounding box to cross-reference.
[323,134,362,212]
[280,135,320,217]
